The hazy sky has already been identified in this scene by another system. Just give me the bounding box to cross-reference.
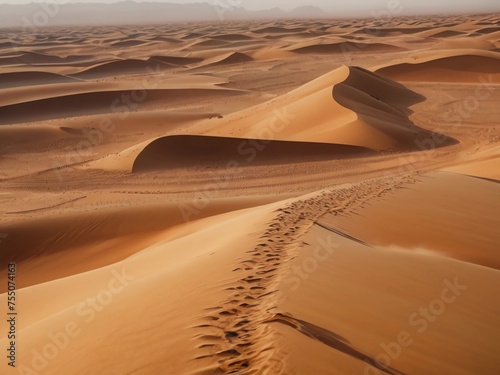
[0,0,499,14]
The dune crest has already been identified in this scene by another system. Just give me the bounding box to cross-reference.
[72,58,176,78]
[86,65,453,173]
[195,51,254,68]
[190,65,452,151]
[376,50,500,82]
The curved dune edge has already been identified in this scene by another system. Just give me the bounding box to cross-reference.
[446,159,500,182]
[318,172,500,269]
[0,125,65,150]
[192,64,452,150]
[132,135,372,173]
[374,50,500,82]
[71,58,176,78]
[0,51,95,66]
[0,88,243,125]
[193,52,253,69]
[348,26,431,36]
[9,176,499,375]
[331,66,445,150]
[252,26,308,34]
[443,145,500,181]
[435,38,496,50]
[2,73,233,107]
[85,65,453,173]
[148,55,204,65]
[0,195,290,290]
[0,71,80,88]
[83,135,372,173]
[276,220,500,375]
[290,42,406,54]
[251,47,296,60]
[0,197,299,374]
[211,33,254,41]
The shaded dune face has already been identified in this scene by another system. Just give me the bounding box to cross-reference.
[0,51,95,65]
[331,66,456,150]
[127,67,455,174]
[71,58,177,79]
[376,55,500,82]
[148,55,204,65]
[132,135,372,173]
[195,52,254,69]
[318,172,500,269]
[0,71,79,88]
[0,89,238,125]
[291,42,406,54]
[78,64,459,173]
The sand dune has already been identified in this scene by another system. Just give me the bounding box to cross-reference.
[290,42,405,54]
[437,38,496,50]
[252,26,308,34]
[319,172,500,269]
[85,134,371,173]
[0,195,288,290]
[476,26,500,34]
[110,39,146,47]
[148,55,204,65]
[277,222,500,375]
[0,125,65,150]
[0,51,95,65]
[211,33,254,41]
[447,159,500,181]
[0,200,292,374]
[195,51,253,68]
[188,65,451,151]
[132,135,371,172]
[444,145,500,181]
[331,67,454,149]
[350,26,431,36]
[181,32,205,39]
[0,88,242,125]
[0,71,80,88]
[71,58,176,78]
[376,52,500,82]
[0,41,14,49]
[427,30,466,38]
[191,39,230,47]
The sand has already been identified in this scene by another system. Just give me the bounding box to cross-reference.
[0,13,499,375]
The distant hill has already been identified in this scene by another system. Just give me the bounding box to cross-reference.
[0,1,329,29]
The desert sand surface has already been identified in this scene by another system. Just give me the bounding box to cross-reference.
[0,12,500,375]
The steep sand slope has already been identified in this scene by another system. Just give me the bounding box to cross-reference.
[71,58,177,78]
[318,172,500,269]
[0,71,80,88]
[85,135,371,173]
[131,135,371,172]
[0,199,292,375]
[84,65,453,174]
[443,145,500,181]
[289,42,406,54]
[188,65,450,151]
[0,195,289,290]
[376,50,500,82]
[0,87,244,125]
[275,223,500,375]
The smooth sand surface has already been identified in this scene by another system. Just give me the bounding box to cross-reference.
[0,13,499,375]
